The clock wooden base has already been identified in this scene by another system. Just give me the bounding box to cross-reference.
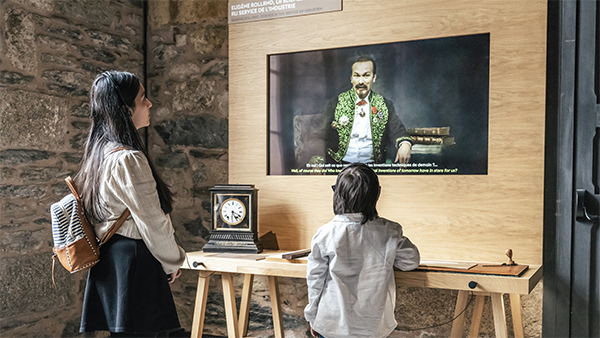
[203,231,263,254]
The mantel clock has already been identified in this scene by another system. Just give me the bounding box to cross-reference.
[203,184,263,253]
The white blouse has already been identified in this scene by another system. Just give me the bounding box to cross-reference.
[94,146,185,275]
[304,214,420,338]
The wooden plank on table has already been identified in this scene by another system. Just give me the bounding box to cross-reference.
[420,260,477,270]
[417,264,529,277]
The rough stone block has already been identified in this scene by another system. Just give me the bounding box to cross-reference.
[47,26,84,40]
[43,70,90,97]
[205,61,228,78]
[0,254,76,318]
[0,90,68,150]
[0,71,34,85]
[81,61,108,76]
[71,121,90,130]
[154,115,227,148]
[173,0,228,23]
[61,152,83,164]
[70,133,88,150]
[1,229,48,254]
[4,6,37,73]
[190,185,211,198]
[75,45,117,64]
[167,62,202,81]
[37,35,69,50]
[86,29,132,52]
[182,218,210,239]
[189,149,228,159]
[20,167,73,183]
[148,0,170,27]
[70,103,90,118]
[2,201,35,219]
[0,307,83,338]
[172,79,216,112]
[52,182,72,197]
[191,161,207,183]
[152,44,181,62]
[0,185,46,199]
[190,25,227,55]
[201,200,211,213]
[53,0,114,27]
[155,150,190,168]
[0,167,18,181]
[9,0,54,12]
[0,149,51,165]
[41,53,75,67]
[205,160,227,184]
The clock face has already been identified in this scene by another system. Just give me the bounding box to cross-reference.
[219,198,246,226]
[212,192,252,231]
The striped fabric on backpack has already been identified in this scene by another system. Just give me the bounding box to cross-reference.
[51,194,91,250]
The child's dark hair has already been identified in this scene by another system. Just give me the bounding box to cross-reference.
[333,163,380,224]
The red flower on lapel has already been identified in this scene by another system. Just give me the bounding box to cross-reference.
[371,107,377,114]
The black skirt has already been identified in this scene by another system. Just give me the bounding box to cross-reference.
[80,234,181,334]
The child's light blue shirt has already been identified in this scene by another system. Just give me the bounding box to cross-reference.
[305,213,420,338]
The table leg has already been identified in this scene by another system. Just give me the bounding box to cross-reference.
[509,293,524,338]
[491,293,508,338]
[238,274,254,337]
[191,271,212,338]
[221,272,240,338]
[268,276,284,338]
[468,294,486,338]
[450,290,470,338]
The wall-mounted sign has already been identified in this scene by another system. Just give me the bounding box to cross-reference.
[229,0,342,24]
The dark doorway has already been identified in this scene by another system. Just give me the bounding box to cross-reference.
[544,0,600,336]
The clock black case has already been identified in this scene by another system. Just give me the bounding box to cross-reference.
[203,184,263,253]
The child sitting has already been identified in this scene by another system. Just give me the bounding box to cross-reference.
[304,163,420,338]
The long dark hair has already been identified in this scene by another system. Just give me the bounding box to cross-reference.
[333,163,380,224]
[75,70,172,223]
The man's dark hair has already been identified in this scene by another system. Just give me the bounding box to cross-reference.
[333,163,380,224]
[353,55,377,75]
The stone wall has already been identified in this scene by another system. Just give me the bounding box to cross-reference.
[0,0,144,336]
[145,0,231,333]
[0,0,543,337]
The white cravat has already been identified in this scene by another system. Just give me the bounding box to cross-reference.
[343,95,373,163]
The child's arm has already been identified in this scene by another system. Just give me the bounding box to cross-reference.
[393,235,420,271]
[304,242,329,324]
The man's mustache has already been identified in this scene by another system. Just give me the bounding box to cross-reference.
[355,84,368,89]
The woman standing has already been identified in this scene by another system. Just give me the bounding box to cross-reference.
[77,71,186,337]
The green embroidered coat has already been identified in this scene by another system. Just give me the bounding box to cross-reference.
[318,89,412,163]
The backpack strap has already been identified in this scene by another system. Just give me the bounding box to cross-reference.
[99,208,131,246]
[65,176,83,216]
[110,146,130,154]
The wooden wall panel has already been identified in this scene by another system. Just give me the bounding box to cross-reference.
[229,0,547,264]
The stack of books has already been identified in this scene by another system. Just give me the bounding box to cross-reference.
[407,127,455,154]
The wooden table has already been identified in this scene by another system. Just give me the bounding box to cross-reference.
[182,250,542,338]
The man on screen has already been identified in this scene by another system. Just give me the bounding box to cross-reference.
[314,55,413,164]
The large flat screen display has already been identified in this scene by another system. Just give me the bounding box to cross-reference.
[268,33,490,175]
